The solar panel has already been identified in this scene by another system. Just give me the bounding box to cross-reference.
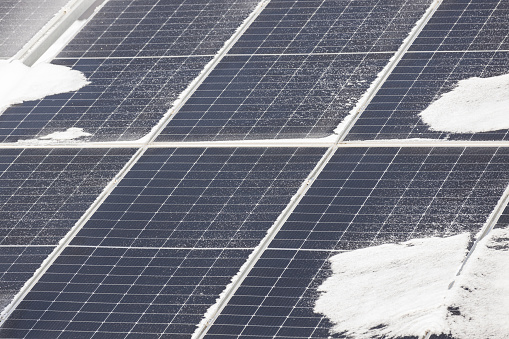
[1,56,212,142]
[408,1,509,53]
[0,147,133,315]
[0,0,260,143]
[347,50,509,141]
[347,0,509,141]
[156,0,434,142]
[0,147,324,338]
[71,147,324,248]
[157,53,389,141]
[205,146,509,338]
[0,0,70,58]
[59,0,258,59]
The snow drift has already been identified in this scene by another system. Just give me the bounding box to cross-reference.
[0,60,89,112]
[419,74,509,133]
[314,234,470,339]
[314,228,509,338]
[447,227,509,338]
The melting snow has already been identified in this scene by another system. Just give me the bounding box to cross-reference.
[419,74,509,133]
[446,227,509,338]
[315,228,509,338]
[314,234,470,338]
[39,127,91,141]
[17,127,91,144]
[0,59,89,113]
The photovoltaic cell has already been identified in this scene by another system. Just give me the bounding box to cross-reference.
[0,148,135,246]
[156,0,433,141]
[205,147,509,338]
[0,0,259,143]
[0,0,70,58]
[0,147,324,338]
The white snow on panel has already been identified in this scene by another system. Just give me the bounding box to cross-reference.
[0,59,89,112]
[446,227,509,338]
[39,127,91,141]
[16,127,91,144]
[419,74,509,133]
[314,234,470,339]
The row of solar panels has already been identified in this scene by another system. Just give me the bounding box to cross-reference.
[1,0,508,338]
[3,0,509,143]
[2,146,509,338]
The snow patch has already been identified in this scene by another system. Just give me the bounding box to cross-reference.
[419,74,509,133]
[314,234,470,338]
[446,227,509,338]
[0,60,89,112]
[39,127,91,141]
[17,127,91,144]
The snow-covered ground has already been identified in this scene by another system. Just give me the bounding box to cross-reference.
[315,228,509,338]
[0,59,89,113]
[420,74,509,133]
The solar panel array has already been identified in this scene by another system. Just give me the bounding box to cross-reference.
[2,0,509,338]
[207,146,509,338]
